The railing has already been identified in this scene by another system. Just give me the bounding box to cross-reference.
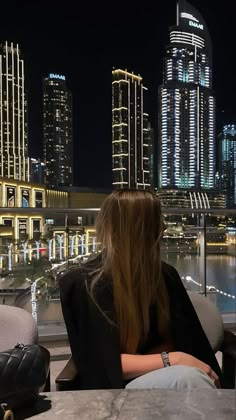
[0,207,235,326]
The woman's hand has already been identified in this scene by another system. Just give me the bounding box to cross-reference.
[170,352,220,387]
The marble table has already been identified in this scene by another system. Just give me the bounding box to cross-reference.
[16,389,235,420]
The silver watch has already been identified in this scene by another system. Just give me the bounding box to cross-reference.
[161,351,170,367]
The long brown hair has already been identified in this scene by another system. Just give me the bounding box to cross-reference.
[89,189,170,354]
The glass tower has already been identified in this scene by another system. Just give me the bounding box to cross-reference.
[218,125,236,207]
[112,69,151,189]
[0,42,29,181]
[159,0,215,190]
[43,73,73,188]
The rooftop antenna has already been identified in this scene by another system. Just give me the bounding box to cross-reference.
[176,1,179,26]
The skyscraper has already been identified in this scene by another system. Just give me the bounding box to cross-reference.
[218,125,236,207]
[43,73,73,188]
[0,42,29,181]
[159,0,215,190]
[112,69,151,189]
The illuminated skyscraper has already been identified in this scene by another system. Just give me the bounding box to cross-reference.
[159,0,215,190]
[0,42,29,181]
[112,69,151,189]
[43,73,73,188]
[218,125,236,207]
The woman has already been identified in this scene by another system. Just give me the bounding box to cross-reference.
[60,189,222,390]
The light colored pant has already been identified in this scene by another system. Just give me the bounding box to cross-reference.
[125,365,216,390]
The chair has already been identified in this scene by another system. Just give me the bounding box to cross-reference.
[56,293,236,390]
[0,304,51,391]
[187,292,236,389]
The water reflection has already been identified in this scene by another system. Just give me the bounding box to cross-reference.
[162,253,236,313]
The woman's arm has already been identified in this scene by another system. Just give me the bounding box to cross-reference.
[121,353,167,379]
[121,352,219,386]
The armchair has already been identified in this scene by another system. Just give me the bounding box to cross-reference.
[0,304,50,391]
[56,292,236,390]
[188,291,236,389]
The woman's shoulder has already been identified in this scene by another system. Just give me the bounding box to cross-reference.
[59,253,102,292]
[161,260,183,286]
[161,260,179,276]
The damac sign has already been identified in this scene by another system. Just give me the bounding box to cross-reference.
[189,20,204,30]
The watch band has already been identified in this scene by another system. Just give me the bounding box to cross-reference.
[161,351,170,367]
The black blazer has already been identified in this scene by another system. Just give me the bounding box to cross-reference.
[60,257,222,389]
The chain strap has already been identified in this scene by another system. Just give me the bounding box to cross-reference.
[15,342,28,350]
[1,404,14,420]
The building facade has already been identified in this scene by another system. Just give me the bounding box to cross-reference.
[0,177,46,242]
[0,42,29,181]
[218,125,236,207]
[0,180,107,269]
[159,0,215,190]
[43,73,73,188]
[156,189,226,209]
[143,114,154,189]
[112,69,151,189]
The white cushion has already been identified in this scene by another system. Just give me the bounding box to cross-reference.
[0,305,38,351]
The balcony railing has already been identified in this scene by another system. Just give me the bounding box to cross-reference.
[0,207,235,327]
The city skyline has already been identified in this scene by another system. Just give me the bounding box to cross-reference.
[0,0,235,188]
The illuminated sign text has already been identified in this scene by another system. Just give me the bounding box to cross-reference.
[189,20,204,30]
[49,73,65,80]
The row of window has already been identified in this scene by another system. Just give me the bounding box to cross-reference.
[0,185,44,208]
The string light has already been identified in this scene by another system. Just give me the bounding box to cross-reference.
[183,276,235,299]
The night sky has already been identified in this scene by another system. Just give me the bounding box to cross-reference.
[1,0,235,188]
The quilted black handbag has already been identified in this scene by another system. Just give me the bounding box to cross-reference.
[0,343,50,418]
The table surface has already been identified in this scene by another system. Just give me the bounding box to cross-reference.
[17,389,236,420]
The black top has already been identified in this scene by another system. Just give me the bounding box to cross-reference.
[59,256,222,389]
[135,303,160,354]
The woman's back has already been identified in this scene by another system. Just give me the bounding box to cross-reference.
[92,189,169,354]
